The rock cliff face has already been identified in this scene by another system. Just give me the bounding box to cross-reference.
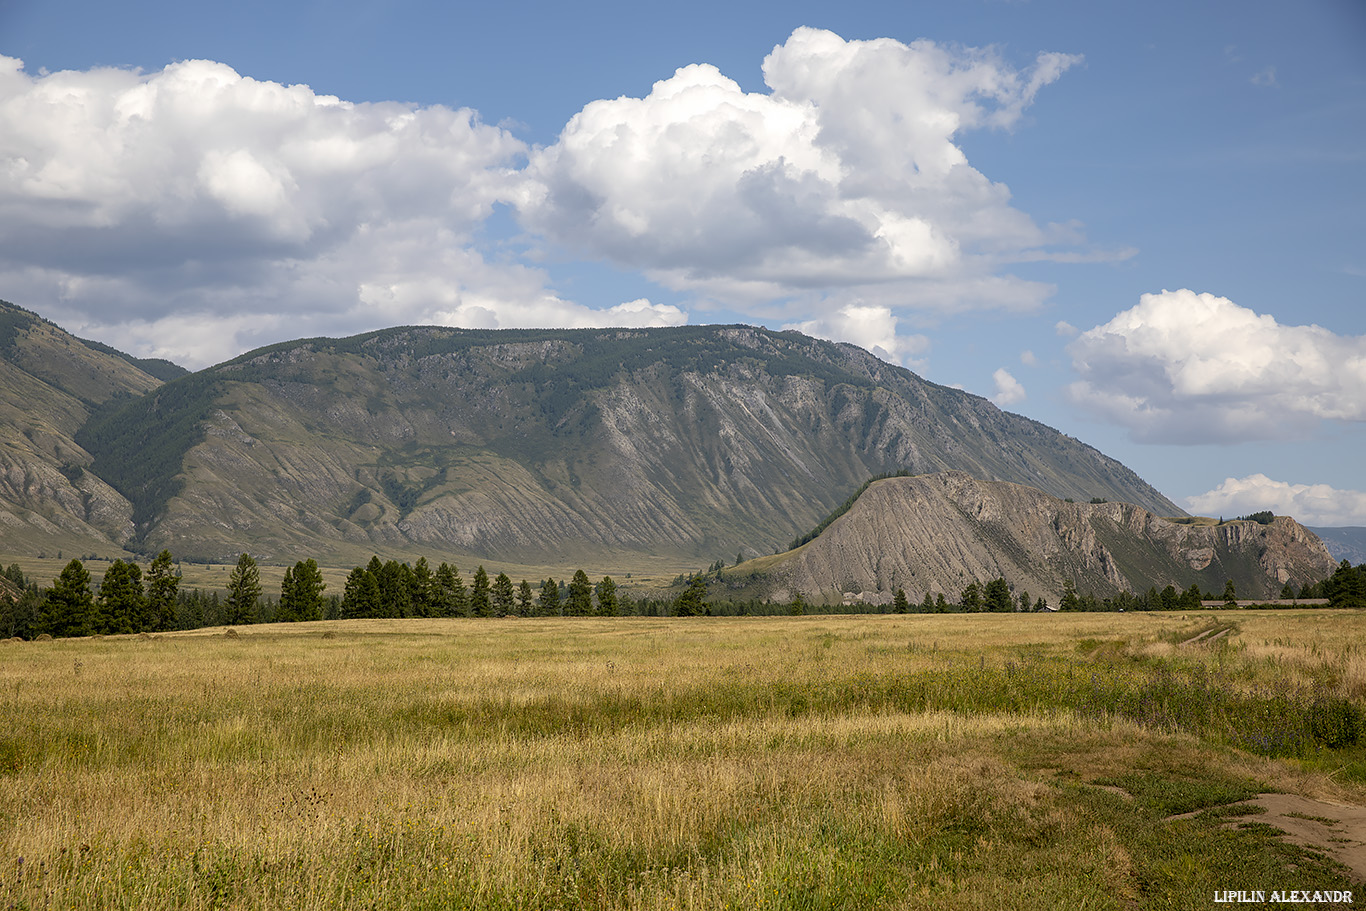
[741,472,1338,604]
[77,325,1183,565]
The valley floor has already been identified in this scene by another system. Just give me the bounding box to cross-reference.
[3,611,1364,909]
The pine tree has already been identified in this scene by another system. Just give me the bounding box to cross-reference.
[596,576,618,617]
[538,578,561,616]
[893,589,909,613]
[983,578,1012,613]
[1017,590,1031,613]
[146,550,180,631]
[517,580,534,616]
[566,570,593,616]
[287,559,326,621]
[960,582,983,613]
[1222,579,1237,606]
[96,559,144,634]
[492,572,515,617]
[412,558,434,618]
[226,554,261,625]
[471,566,491,617]
[675,577,707,617]
[921,592,934,613]
[41,558,94,637]
[433,562,467,617]
[342,566,379,619]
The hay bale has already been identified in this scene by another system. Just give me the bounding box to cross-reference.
[223,628,239,639]
[35,633,53,642]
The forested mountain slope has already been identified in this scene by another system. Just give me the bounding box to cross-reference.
[733,472,1337,605]
[72,324,1182,565]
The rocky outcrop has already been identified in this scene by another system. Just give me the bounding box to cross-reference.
[742,472,1338,604]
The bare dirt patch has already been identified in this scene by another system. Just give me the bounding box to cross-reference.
[1227,795,1366,882]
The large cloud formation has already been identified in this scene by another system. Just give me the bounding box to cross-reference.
[1187,474,1366,528]
[0,28,1080,368]
[519,27,1080,311]
[1068,290,1366,443]
[0,55,682,367]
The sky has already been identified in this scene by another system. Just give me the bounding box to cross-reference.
[1,0,1364,525]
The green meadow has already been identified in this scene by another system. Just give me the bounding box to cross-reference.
[2,611,1364,909]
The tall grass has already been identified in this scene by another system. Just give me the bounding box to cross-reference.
[1,612,1362,909]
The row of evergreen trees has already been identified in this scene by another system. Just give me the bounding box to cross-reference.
[338,557,624,619]
[5,552,1366,640]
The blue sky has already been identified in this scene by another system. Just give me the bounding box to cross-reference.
[2,0,1364,524]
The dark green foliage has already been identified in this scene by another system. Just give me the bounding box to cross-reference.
[983,578,1012,613]
[76,371,227,532]
[539,579,561,617]
[470,567,491,617]
[277,559,326,622]
[920,592,934,613]
[1059,580,1080,612]
[376,560,415,618]
[1237,511,1276,525]
[41,559,93,637]
[566,570,593,617]
[225,553,261,625]
[517,579,534,615]
[1017,591,1031,613]
[434,562,467,617]
[342,567,379,619]
[0,301,37,354]
[596,576,618,617]
[1325,560,1366,609]
[892,589,909,614]
[411,558,434,617]
[146,550,179,631]
[675,577,708,617]
[1222,579,1238,605]
[960,582,983,613]
[95,559,145,634]
[491,572,515,617]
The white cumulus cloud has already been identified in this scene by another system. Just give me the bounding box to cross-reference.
[785,304,928,366]
[0,55,676,368]
[1186,474,1366,527]
[519,27,1080,311]
[990,368,1026,406]
[1067,289,1366,443]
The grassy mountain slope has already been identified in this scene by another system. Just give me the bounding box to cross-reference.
[0,300,163,556]
[729,472,1337,604]
[77,324,1182,566]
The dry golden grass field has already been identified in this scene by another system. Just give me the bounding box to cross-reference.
[3,611,1366,909]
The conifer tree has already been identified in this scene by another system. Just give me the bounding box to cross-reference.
[492,572,515,616]
[96,559,144,634]
[921,592,934,613]
[596,576,618,616]
[566,570,594,616]
[471,566,491,617]
[517,580,534,615]
[146,550,180,631]
[342,566,379,619]
[226,553,261,625]
[41,558,94,638]
[893,588,909,613]
[538,578,561,616]
[675,576,707,617]
[412,557,434,617]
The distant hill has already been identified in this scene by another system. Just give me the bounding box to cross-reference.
[77,337,189,382]
[1309,527,1366,565]
[54,323,1183,567]
[0,299,164,558]
[726,472,1338,605]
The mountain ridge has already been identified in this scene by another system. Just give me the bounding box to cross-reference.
[729,472,1337,604]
